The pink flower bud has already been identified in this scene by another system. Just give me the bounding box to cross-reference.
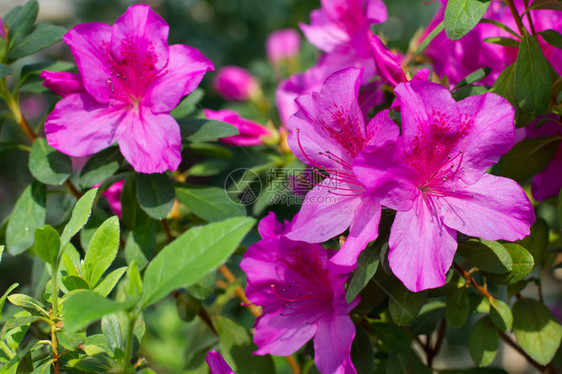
[266,29,300,62]
[205,351,234,374]
[213,66,259,101]
[204,108,271,147]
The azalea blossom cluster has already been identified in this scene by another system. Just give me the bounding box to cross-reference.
[26,0,561,373]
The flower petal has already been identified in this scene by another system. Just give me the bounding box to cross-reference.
[313,315,357,374]
[389,196,458,292]
[111,4,169,72]
[365,0,388,23]
[286,180,361,244]
[117,109,181,173]
[63,23,113,103]
[45,93,122,157]
[365,109,400,147]
[148,44,214,113]
[441,173,534,241]
[532,147,562,201]
[300,9,350,53]
[40,71,85,97]
[457,93,515,183]
[329,198,381,271]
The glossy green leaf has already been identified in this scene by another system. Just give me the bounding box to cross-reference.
[517,218,549,267]
[490,63,517,107]
[61,188,98,247]
[350,326,376,374]
[63,291,135,332]
[7,294,47,316]
[503,243,535,284]
[483,37,520,47]
[499,136,561,182]
[93,267,128,297]
[125,261,142,300]
[28,138,72,185]
[370,322,412,351]
[346,238,385,303]
[515,30,552,117]
[446,287,470,328]
[0,64,11,78]
[175,186,246,222]
[62,276,90,292]
[179,118,239,142]
[415,21,444,58]
[525,0,562,12]
[444,0,491,40]
[469,316,499,367]
[539,29,562,49]
[141,216,255,307]
[388,281,427,326]
[490,299,513,331]
[3,0,38,46]
[124,215,155,270]
[0,283,19,320]
[186,159,229,177]
[83,216,120,286]
[386,351,432,374]
[457,239,512,274]
[33,225,60,266]
[137,173,175,220]
[170,88,204,118]
[80,208,109,251]
[513,298,562,365]
[409,301,446,335]
[79,147,122,188]
[453,67,492,89]
[6,182,46,255]
[8,24,66,60]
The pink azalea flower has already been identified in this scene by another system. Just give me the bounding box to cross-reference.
[213,66,259,102]
[354,80,535,291]
[370,34,407,87]
[285,67,399,270]
[92,180,124,218]
[205,350,235,374]
[422,0,562,85]
[41,4,213,174]
[203,109,271,147]
[525,115,562,201]
[266,29,300,62]
[258,211,294,239]
[240,216,360,374]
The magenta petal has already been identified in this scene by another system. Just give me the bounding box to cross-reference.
[300,9,349,53]
[441,174,535,241]
[330,198,381,270]
[532,148,562,201]
[63,23,113,103]
[253,310,318,356]
[45,93,122,157]
[117,110,181,173]
[204,108,270,147]
[148,44,214,113]
[286,181,361,243]
[389,197,458,292]
[365,109,399,147]
[205,351,235,374]
[40,71,85,97]
[111,4,169,72]
[370,34,406,87]
[457,93,515,184]
[313,315,357,374]
[365,0,388,23]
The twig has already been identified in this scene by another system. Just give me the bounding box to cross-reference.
[504,0,527,36]
[160,219,174,243]
[427,319,446,368]
[522,0,537,36]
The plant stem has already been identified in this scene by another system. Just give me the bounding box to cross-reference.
[504,0,527,36]
[498,330,548,373]
[522,0,537,35]
[161,219,173,243]
[122,314,136,374]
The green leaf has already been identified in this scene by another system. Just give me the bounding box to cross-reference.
[409,301,446,335]
[370,322,412,351]
[524,0,562,12]
[80,208,109,251]
[125,261,142,300]
[79,147,122,188]
[170,89,204,119]
[483,37,520,47]
[62,276,90,291]
[186,159,229,177]
[141,216,255,307]
[539,29,562,49]
[4,0,38,46]
[215,316,274,374]
[446,287,470,328]
[515,30,553,118]
[388,281,427,326]
[101,313,123,352]
[469,316,499,367]
[57,331,85,351]
[61,188,98,246]
[33,225,60,266]
[386,351,432,374]
[83,216,120,286]
[517,218,549,267]
[513,298,562,365]
[444,0,491,41]
[175,186,246,222]
[350,326,375,374]
[453,68,492,89]
[346,239,385,303]
[415,21,444,58]
[6,182,46,255]
[1,315,41,333]
[179,119,239,142]
[499,136,561,182]
[440,369,508,374]
[28,138,72,185]
[8,24,66,60]
[93,267,128,297]
[7,294,48,316]
[136,173,175,219]
[490,63,517,107]
[0,245,4,265]
[124,215,155,270]
[0,284,19,320]
[0,64,12,78]
[457,239,512,274]
[63,291,135,332]
[490,299,513,331]
[484,243,534,285]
